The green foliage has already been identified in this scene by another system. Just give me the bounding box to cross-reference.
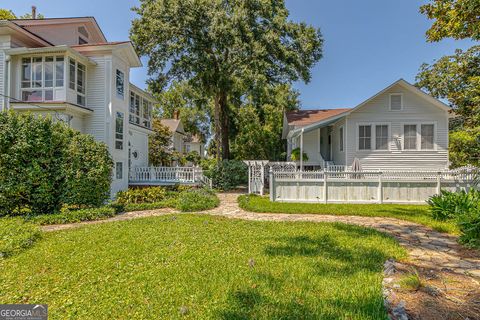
[428,189,480,221]
[290,147,309,161]
[116,187,168,204]
[185,151,201,165]
[398,271,423,291]
[149,117,174,166]
[202,159,248,190]
[231,84,299,160]
[27,206,116,226]
[420,0,480,41]
[0,8,16,19]
[416,46,480,128]
[154,81,211,140]
[176,188,220,212]
[449,128,480,168]
[61,133,113,207]
[0,215,405,319]
[428,189,480,247]
[239,194,458,234]
[131,0,323,159]
[457,206,480,248]
[0,218,40,258]
[123,199,177,212]
[0,112,112,215]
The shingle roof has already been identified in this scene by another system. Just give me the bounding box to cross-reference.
[286,108,351,126]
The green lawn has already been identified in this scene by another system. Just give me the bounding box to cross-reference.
[0,215,405,319]
[238,195,458,234]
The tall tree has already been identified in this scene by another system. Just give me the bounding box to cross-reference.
[154,81,211,141]
[416,46,480,127]
[130,0,323,160]
[420,0,480,41]
[149,118,174,166]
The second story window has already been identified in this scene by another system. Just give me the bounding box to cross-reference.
[115,111,124,150]
[21,56,64,102]
[116,70,125,99]
[68,58,86,106]
[142,98,151,128]
[129,91,153,129]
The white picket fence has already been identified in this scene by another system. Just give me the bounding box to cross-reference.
[129,166,212,187]
[269,168,478,204]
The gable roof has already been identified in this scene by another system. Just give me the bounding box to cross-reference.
[349,78,451,114]
[161,119,184,134]
[286,109,351,127]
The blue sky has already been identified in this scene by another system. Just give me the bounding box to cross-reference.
[3,0,474,109]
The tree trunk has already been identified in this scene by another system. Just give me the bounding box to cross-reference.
[214,94,222,161]
[219,92,230,160]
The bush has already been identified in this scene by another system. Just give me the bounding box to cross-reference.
[116,187,168,204]
[202,159,247,191]
[124,199,178,212]
[457,207,480,248]
[428,189,480,247]
[28,206,116,225]
[0,218,41,258]
[176,188,220,212]
[0,112,113,216]
[290,147,309,161]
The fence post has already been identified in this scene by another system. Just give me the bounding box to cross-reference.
[269,168,274,202]
[436,171,442,194]
[248,164,251,194]
[378,172,383,204]
[150,167,155,182]
[324,171,328,204]
[192,166,196,183]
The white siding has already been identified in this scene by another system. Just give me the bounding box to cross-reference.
[331,118,346,165]
[129,126,149,168]
[345,83,449,170]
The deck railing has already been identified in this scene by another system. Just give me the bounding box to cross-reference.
[129,166,210,186]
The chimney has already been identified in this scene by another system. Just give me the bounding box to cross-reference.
[31,6,37,19]
[173,110,179,120]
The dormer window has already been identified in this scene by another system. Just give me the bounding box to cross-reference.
[390,94,403,111]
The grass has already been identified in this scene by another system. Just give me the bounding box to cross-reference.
[0,215,406,319]
[238,195,459,234]
[398,272,423,291]
[0,218,41,258]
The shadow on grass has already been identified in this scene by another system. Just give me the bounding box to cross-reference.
[217,224,394,319]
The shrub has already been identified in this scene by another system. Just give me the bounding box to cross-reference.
[0,218,41,258]
[0,112,113,216]
[428,189,480,221]
[116,187,168,204]
[457,207,480,248]
[290,147,309,161]
[176,188,219,212]
[28,206,116,225]
[202,159,247,191]
[124,199,178,212]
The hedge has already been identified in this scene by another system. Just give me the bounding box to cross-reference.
[27,206,117,225]
[0,112,113,216]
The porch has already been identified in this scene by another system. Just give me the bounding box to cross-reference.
[129,166,212,187]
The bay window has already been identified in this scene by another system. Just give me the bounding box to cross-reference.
[129,91,153,129]
[68,58,86,106]
[21,56,65,102]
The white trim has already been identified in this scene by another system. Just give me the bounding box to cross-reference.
[401,121,437,151]
[389,93,403,111]
[339,125,344,152]
[356,122,391,152]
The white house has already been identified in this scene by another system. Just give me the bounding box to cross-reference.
[0,16,155,196]
[282,79,453,171]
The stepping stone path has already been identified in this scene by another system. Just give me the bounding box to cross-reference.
[43,192,480,278]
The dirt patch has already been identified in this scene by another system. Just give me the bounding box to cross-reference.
[385,260,480,320]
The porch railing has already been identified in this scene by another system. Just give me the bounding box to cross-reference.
[129,166,209,186]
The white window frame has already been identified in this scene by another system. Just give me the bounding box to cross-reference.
[68,57,86,106]
[20,55,65,102]
[115,111,125,150]
[389,93,403,111]
[116,69,125,99]
[339,126,344,152]
[115,161,123,180]
[401,122,436,151]
[356,122,391,151]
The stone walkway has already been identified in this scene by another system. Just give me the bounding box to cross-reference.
[43,192,480,278]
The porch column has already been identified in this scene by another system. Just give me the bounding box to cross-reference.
[300,128,304,171]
